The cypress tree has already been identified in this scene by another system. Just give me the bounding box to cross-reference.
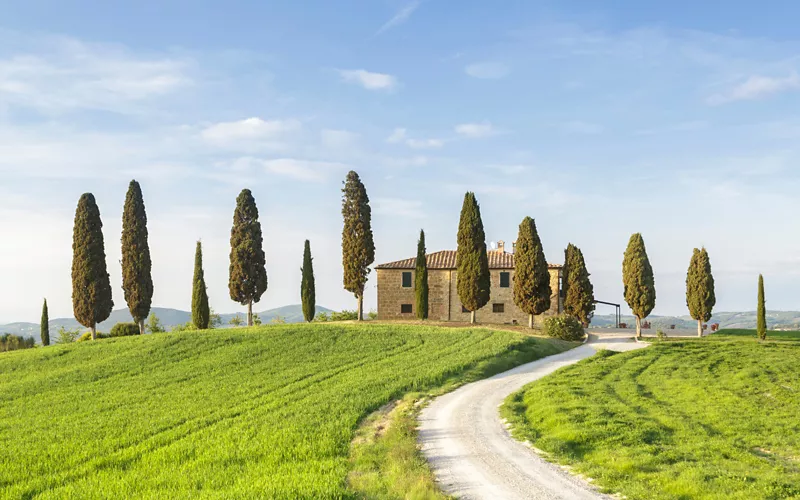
[72,193,114,340]
[757,274,767,340]
[563,243,595,327]
[121,180,153,335]
[456,192,490,324]
[229,189,268,327]
[341,171,375,321]
[192,241,210,329]
[686,247,716,337]
[301,239,316,322]
[513,216,551,328]
[40,298,50,346]
[415,229,429,320]
[622,233,656,339]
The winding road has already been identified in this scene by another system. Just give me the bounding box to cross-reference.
[418,333,646,500]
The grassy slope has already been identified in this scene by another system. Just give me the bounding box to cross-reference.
[0,323,572,499]
[502,340,800,500]
[713,328,800,341]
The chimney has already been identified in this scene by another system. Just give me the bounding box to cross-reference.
[497,240,505,253]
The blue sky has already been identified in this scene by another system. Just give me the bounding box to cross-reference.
[2,0,800,322]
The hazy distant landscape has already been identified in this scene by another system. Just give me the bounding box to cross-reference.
[591,310,800,330]
[0,304,334,341]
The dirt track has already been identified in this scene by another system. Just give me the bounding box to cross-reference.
[418,333,645,500]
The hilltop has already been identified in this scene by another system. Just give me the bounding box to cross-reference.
[0,304,334,341]
[591,310,800,330]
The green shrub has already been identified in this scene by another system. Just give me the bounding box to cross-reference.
[110,323,140,337]
[542,315,585,341]
[314,312,330,322]
[0,334,36,352]
[330,310,358,322]
[657,329,667,341]
[77,331,109,342]
[171,322,195,333]
[55,327,82,344]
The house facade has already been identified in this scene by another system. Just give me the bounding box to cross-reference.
[375,241,563,324]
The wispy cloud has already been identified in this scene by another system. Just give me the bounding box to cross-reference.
[0,35,192,114]
[386,127,407,143]
[561,120,604,135]
[337,69,398,90]
[464,61,510,80]
[374,197,425,218]
[200,117,300,152]
[708,73,800,104]
[405,138,444,149]
[321,129,360,149]
[375,1,421,36]
[454,122,497,138]
[228,157,348,182]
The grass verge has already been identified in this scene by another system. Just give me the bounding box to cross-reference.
[347,334,577,499]
[502,340,800,500]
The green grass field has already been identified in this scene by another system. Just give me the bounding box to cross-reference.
[0,323,572,499]
[713,328,800,341]
[503,339,800,500]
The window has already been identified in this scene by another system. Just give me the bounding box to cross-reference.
[461,305,469,313]
[559,276,565,298]
[401,304,413,314]
[402,271,412,288]
[493,303,505,313]
[499,272,510,288]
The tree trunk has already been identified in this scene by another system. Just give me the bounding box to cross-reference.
[138,318,145,335]
[635,316,642,339]
[357,294,363,321]
[247,301,253,327]
[528,314,533,329]
[697,319,703,338]
[470,310,476,324]
[91,325,96,341]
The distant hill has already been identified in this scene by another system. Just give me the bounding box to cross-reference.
[0,304,334,343]
[591,311,800,330]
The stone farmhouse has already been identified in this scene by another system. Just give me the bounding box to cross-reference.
[375,241,563,324]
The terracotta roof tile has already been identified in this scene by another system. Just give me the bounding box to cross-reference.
[375,250,561,270]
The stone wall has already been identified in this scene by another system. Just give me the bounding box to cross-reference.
[377,267,563,324]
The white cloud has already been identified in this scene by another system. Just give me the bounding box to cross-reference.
[375,1,421,36]
[405,138,444,149]
[374,197,425,218]
[228,157,348,182]
[708,73,800,104]
[464,61,510,79]
[337,69,397,90]
[386,127,407,143]
[0,35,191,114]
[561,120,604,134]
[321,129,359,149]
[201,117,300,143]
[454,122,497,138]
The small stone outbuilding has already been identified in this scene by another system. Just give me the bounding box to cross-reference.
[375,241,563,324]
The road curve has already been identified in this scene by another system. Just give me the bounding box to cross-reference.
[418,334,645,500]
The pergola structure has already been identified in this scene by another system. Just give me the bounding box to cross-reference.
[593,300,621,328]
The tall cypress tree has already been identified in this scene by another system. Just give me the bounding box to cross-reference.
[757,274,767,340]
[563,243,595,327]
[72,193,114,340]
[341,171,375,321]
[301,240,316,322]
[415,229,429,320]
[40,298,50,346]
[622,233,656,339]
[192,241,210,329]
[456,192,490,324]
[229,189,268,327]
[121,180,153,335]
[513,217,551,328]
[686,247,716,337]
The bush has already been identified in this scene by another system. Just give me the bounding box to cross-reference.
[330,310,358,322]
[314,312,329,322]
[110,323,140,337]
[171,322,195,333]
[55,327,82,344]
[0,333,36,352]
[542,315,585,341]
[77,331,109,342]
[657,329,667,341]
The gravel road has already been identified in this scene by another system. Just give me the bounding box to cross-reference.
[418,333,646,500]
